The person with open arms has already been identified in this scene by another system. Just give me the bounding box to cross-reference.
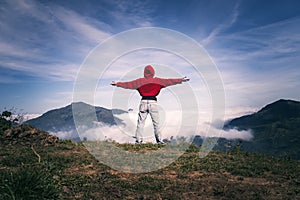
[111,65,190,144]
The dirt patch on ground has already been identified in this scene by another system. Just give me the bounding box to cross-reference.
[1,124,58,146]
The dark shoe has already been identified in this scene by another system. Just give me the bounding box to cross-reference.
[157,141,165,145]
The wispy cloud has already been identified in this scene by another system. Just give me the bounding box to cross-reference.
[201,1,240,45]
[212,17,300,64]
[1,0,299,116]
[203,14,300,111]
[0,42,33,58]
[53,6,112,44]
[50,112,253,143]
[107,0,154,28]
[220,60,300,112]
[0,60,79,81]
[0,0,158,83]
[0,1,107,82]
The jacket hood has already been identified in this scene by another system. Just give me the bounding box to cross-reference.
[144,65,155,78]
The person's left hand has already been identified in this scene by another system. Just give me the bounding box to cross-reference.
[182,77,190,82]
[111,81,116,86]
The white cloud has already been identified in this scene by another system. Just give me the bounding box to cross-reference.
[0,60,79,81]
[204,16,300,110]
[50,130,77,140]
[219,62,300,111]
[52,121,253,143]
[197,123,253,141]
[0,0,113,82]
[0,0,158,84]
[53,6,111,44]
[49,107,252,143]
[1,0,298,118]
[224,106,257,120]
[212,17,300,64]
[97,49,196,80]
[0,42,33,58]
[107,0,154,28]
[23,113,41,121]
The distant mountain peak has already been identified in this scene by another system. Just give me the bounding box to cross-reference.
[224,99,300,159]
[71,101,90,106]
[257,99,300,120]
[26,102,125,139]
[260,99,300,111]
[225,99,300,129]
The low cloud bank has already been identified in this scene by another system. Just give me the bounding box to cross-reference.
[198,126,253,141]
[50,120,253,143]
[47,111,253,142]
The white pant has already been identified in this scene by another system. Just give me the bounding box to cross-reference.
[135,100,162,143]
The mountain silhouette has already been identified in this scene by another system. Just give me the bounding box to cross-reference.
[26,102,124,138]
[225,99,300,130]
[224,99,300,159]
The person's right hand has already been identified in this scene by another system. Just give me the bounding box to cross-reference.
[111,81,116,86]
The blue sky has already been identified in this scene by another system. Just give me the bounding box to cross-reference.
[0,0,299,119]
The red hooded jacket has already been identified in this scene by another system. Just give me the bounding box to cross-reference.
[115,65,183,97]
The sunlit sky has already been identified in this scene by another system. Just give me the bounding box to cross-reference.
[0,0,299,120]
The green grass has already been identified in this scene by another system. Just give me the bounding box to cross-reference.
[0,141,299,199]
[0,166,60,200]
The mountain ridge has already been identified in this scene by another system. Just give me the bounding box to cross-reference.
[225,99,300,129]
[26,102,125,140]
[25,99,300,159]
[224,99,300,159]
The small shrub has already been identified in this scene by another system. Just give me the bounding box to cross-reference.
[0,166,60,200]
[0,117,11,136]
[1,148,37,167]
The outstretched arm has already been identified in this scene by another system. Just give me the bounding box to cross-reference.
[159,77,190,87]
[110,79,140,89]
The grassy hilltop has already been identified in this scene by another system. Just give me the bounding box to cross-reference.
[0,139,299,199]
[0,108,299,199]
